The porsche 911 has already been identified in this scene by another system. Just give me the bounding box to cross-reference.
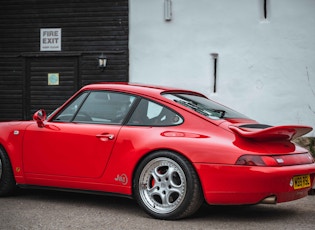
[0,82,314,219]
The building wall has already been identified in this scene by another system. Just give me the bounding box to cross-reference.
[129,0,315,135]
[0,0,129,120]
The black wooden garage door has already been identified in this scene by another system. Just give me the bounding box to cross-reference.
[25,56,78,119]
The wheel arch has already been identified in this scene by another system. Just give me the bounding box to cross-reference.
[0,145,11,163]
[0,145,15,176]
[0,144,17,196]
[0,142,25,184]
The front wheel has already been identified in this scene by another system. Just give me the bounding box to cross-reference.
[133,151,203,220]
[0,147,16,196]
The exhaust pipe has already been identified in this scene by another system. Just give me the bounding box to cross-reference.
[260,195,277,204]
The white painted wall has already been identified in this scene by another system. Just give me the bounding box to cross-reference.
[129,0,315,135]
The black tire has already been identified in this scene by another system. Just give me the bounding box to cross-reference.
[133,150,203,220]
[0,147,16,196]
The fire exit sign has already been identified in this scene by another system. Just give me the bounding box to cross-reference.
[40,28,61,51]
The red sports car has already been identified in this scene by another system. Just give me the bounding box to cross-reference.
[0,83,314,219]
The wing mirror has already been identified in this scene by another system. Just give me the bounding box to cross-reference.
[33,109,47,127]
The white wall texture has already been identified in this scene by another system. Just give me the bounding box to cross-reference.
[129,0,315,136]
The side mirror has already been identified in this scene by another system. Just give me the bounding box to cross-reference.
[33,109,47,128]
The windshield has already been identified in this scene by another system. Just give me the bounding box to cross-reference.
[163,93,248,120]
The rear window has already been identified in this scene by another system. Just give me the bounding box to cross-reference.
[163,93,248,120]
[127,98,183,126]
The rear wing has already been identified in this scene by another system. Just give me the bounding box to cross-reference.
[229,125,313,141]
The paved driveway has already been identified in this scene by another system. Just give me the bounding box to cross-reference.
[1,189,315,230]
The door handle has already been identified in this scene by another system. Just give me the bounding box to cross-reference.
[96,133,115,141]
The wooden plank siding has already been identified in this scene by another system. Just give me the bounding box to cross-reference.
[0,0,129,120]
[0,57,24,120]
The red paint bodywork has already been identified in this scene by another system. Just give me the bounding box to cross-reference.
[1,82,315,205]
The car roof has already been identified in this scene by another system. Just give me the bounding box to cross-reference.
[80,82,207,98]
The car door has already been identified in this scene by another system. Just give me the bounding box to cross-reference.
[23,90,136,179]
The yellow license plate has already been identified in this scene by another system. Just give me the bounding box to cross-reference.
[293,175,311,190]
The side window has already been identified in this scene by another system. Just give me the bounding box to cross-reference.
[53,92,88,122]
[127,99,183,126]
[54,91,136,124]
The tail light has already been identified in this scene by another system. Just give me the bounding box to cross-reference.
[235,153,314,166]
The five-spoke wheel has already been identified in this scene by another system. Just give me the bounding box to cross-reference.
[134,151,203,220]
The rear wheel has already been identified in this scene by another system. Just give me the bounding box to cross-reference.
[133,151,203,220]
[0,147,16,196]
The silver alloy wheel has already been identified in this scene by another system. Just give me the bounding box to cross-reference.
[138,157,187,214]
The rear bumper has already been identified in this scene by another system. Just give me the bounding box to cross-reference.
[194,163,315,205]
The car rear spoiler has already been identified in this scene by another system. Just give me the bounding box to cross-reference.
[229,125,313,141]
